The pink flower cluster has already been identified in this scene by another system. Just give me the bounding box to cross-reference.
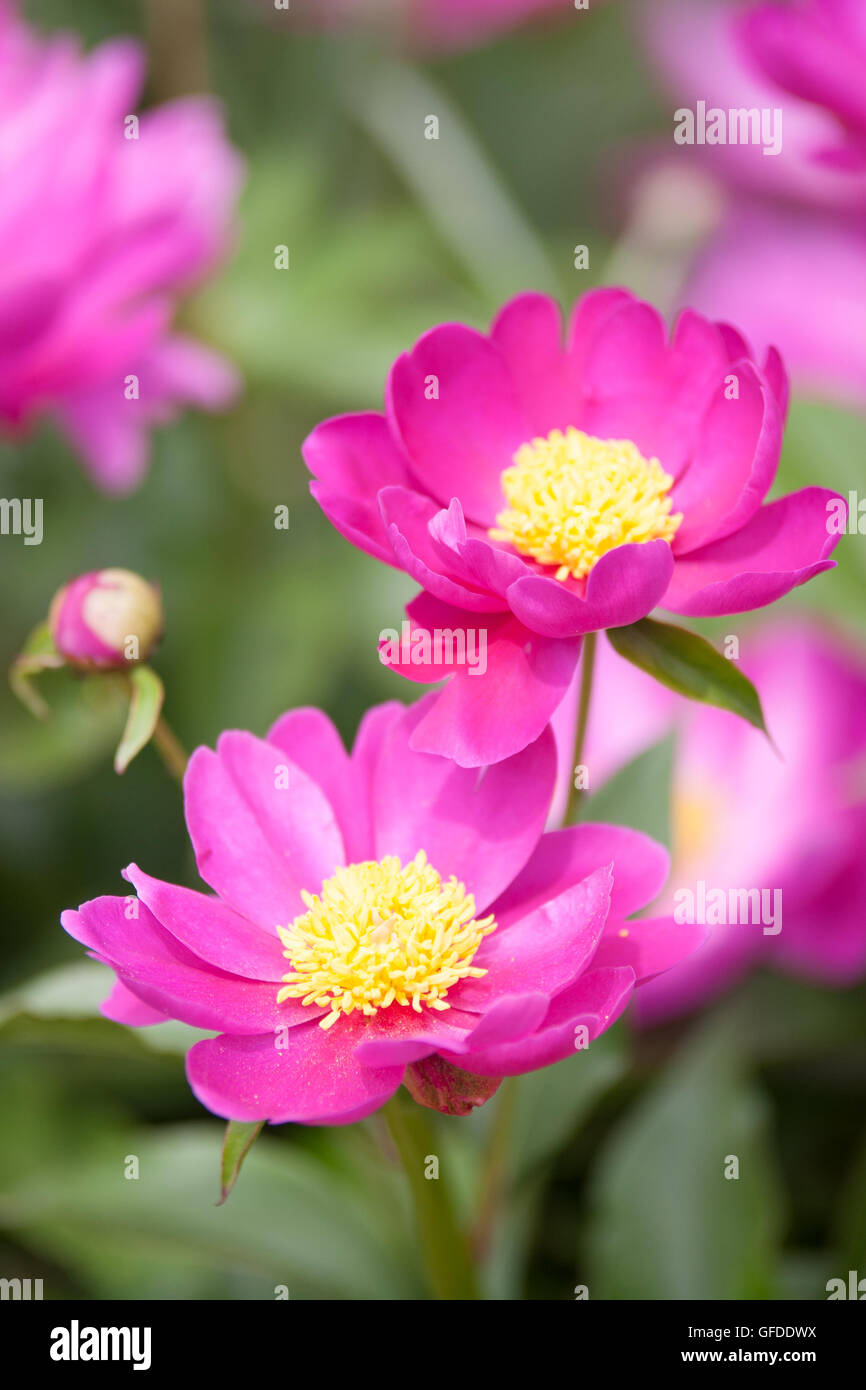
[0,0,242,491]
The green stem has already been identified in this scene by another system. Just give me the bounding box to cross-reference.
[564,631,597,826]
[472,1077,518,1260]
[144,0,209,99]
[383,1094,480,1301]
[151,716,189,785]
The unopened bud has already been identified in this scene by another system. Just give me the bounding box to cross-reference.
[49,569,163,668]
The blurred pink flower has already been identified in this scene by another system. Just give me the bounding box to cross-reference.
[305,287,841,767]
[0,0,243,492]
[642,0,866,407]
[684,204,866,411]
[740,0,866,171]
[61,700,700,1125]
[563,621,866,1022]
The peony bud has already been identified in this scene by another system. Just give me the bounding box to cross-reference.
[405,1055,502,1116]
[48,569,163,669]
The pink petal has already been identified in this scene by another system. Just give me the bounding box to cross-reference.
[186,1022,403,1125]
[672,360,782,553]
[453,864,613,1008]
[184,731,346,930]
[101,978,169,1026]
[386,322,529,526]
[490,291,578,434]
[506,540,674,638]
[267,707,372,863]
[391,595,580,767]
[662,487,841,616]
[592,914,706,984]
[379,486,506,611]
[123,863,284,981]
[490,823,670,927]
[61,898,294,1035]
[304,412,413,564]
[441,965,635,1077]
[371,692,556,911]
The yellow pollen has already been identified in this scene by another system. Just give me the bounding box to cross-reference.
[490,427,682,581]
[275,851,496,1030]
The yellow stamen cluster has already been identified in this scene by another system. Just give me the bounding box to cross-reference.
[490,427,682,581]
[276,851,496,1031]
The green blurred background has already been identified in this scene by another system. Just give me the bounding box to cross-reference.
[1,0,865,1300]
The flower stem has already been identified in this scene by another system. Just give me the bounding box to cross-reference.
[383,1093,480,1300]
[472,1076,518,1260]
[151,716,189,785]
[564,631,597,826]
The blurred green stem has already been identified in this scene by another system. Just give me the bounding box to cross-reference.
[564,631,597,825]
[383,1094,479,1300]
[144,0,209,98]
[346,57,560,304]
[152,716,189,785]
[472,1077,518,1260]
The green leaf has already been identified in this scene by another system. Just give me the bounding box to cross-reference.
[219,1120,264,1206]
[509,1027,626,1182]
[835,1132,866,1273]
[0,961,208,1060]
[1,1124,421,1301]
[607,617,769,735]
[584,1019,784,1299]
[9,621,65,718]
[114,665,164,774]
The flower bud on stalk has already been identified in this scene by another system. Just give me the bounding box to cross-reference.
[48,569,163,669]
[11,568,180,778]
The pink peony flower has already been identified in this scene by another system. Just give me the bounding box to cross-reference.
[683,204,866,411]
[644,0,866,207]
[643,1,866,406]
[49,568,163,668]
[562,620,866,1023]
[61,699,700,1124]
[0,0,243,492]
[304,288,841,766]
[739,0,866,172]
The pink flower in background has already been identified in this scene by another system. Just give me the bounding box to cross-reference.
[739,0,866,171]
[565,621,866,1023]
[61,700,700,1124]
[306,288,840,766]
[683,204,866,411]
[643,0,866,407]
[0,0,243,492]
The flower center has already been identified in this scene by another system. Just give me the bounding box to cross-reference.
[490,428,682,582]
[673,783,721,869]
[276,851,496,1030]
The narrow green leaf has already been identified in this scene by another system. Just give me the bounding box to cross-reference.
[585,1019,784,1299]
[607,617,769,735]
[114,665,164,774]
[218,1120,264,1206]
[9,621,65,718]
